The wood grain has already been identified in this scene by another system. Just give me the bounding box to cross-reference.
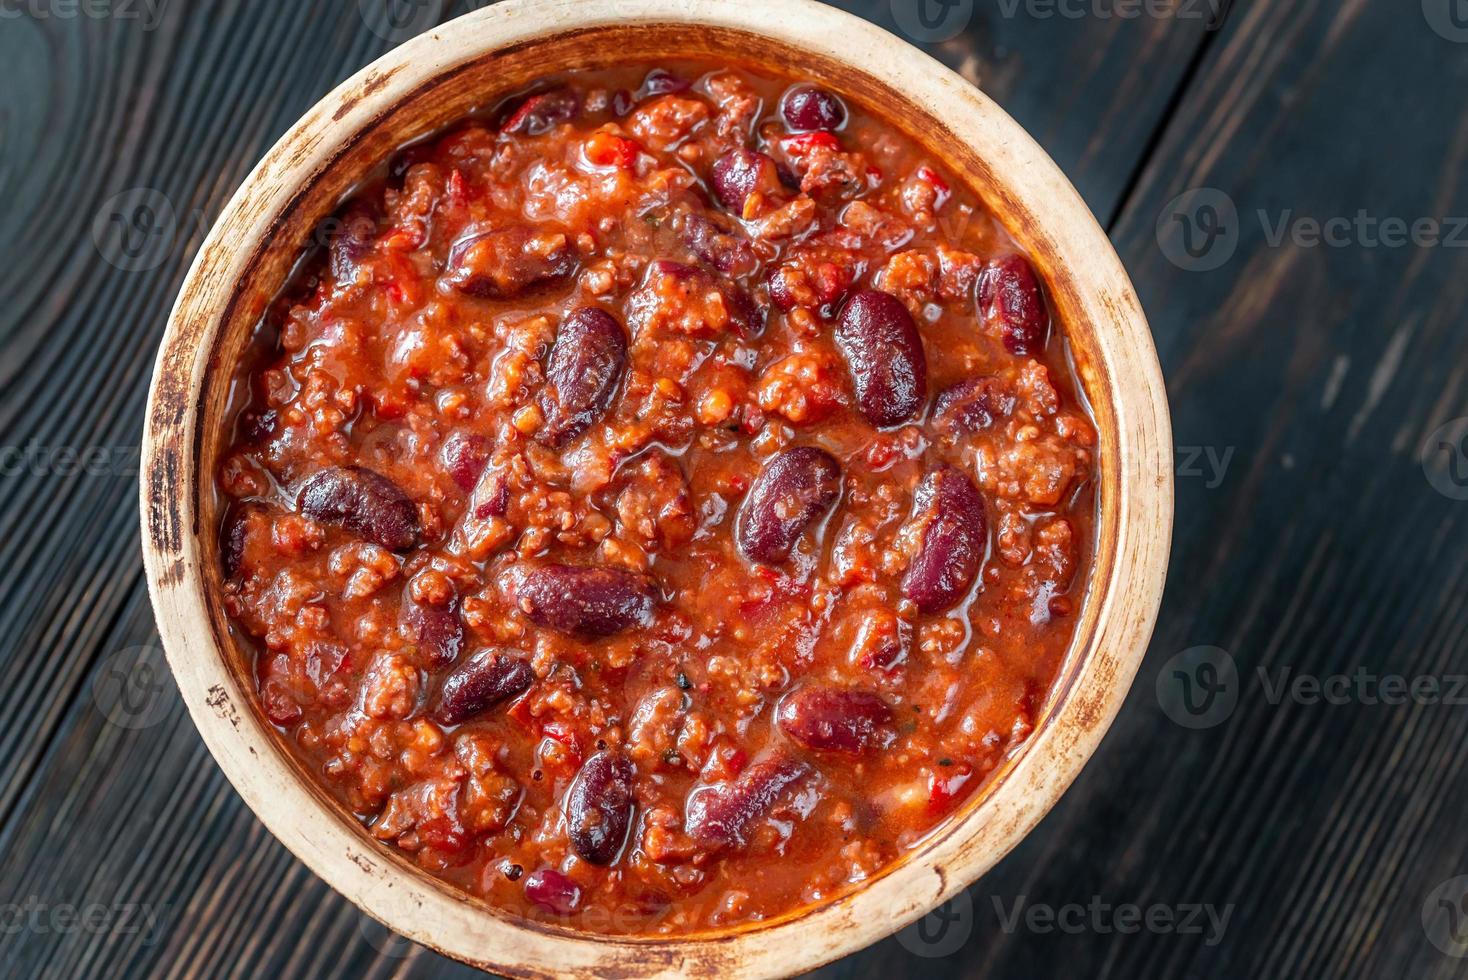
[18,0,1460,977]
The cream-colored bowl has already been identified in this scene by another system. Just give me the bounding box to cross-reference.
[140,0,1173,975]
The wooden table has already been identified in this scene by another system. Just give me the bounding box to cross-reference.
[3,1,1465,976]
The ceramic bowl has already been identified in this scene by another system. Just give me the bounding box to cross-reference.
[140,0,1173,975]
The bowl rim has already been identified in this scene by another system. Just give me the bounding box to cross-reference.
[139,0,1173,976]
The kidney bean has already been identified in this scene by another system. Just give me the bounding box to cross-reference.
[386,139,438,187]
[501,87,581,135]
[651,258,699,281]
[297,466,419,552]
[684,753,814,850]
[735,446,842,565]
[440,431,489,491]
[327,200,378,281]
[901,466,988,613]
[724,281,766,339]
[469,465,510,520]
[220,504,255,579]
[523,868,582,915]
[639,68,689,97]
[537,307,628,448]
[777,687,893,753]
[836,289,928,426]
[238,408,277,445]
[403,595,463,669]
[932,377,1014,437]
[433,650,533,725]
[445,226,577,299]
[710,147,780,214]
[780,85,847,133]
[978,254,1049,356]
[681,212,756,278]
[517,564,656,636]
[565,751,637,865]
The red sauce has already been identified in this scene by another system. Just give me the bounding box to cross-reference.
[216,61,1097,934]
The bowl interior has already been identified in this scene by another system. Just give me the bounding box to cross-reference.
[146,4,1163,976]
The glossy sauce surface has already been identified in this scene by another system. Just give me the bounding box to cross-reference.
[217,62,1097,933]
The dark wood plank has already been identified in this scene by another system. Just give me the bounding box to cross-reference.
[0,1,1212,977]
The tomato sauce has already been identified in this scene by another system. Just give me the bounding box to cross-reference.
[216,61,1097,933]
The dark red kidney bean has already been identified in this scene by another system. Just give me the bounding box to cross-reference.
[932,377,1014,437]
[537,307,628,448]
[517,564,656,636]
[768,268,797,312]
[440,431,489,491]
[639,68,689,97]
[469,465,510,520]
[780,85,847,132]
[220,504,254,579]
[836,289,928,426]
[735,446,842,565]
[433,650,533,725]
[523,868,582,915]
[650,258,699,281]
[565,752,637,865]
[776,687,893,753]
[710,147,779,214]
[681,212,756,278]
[978,254,1049,356]
[684,753,813,850]
[387,140,437,187]
[327,200,378,281]
[501,87,581,136]
[901,466,988,613]
[238,408,277,445]
[297,466,419,552]
[445,226,577,299]
[403,595,463,670]
[724,282,766,340]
